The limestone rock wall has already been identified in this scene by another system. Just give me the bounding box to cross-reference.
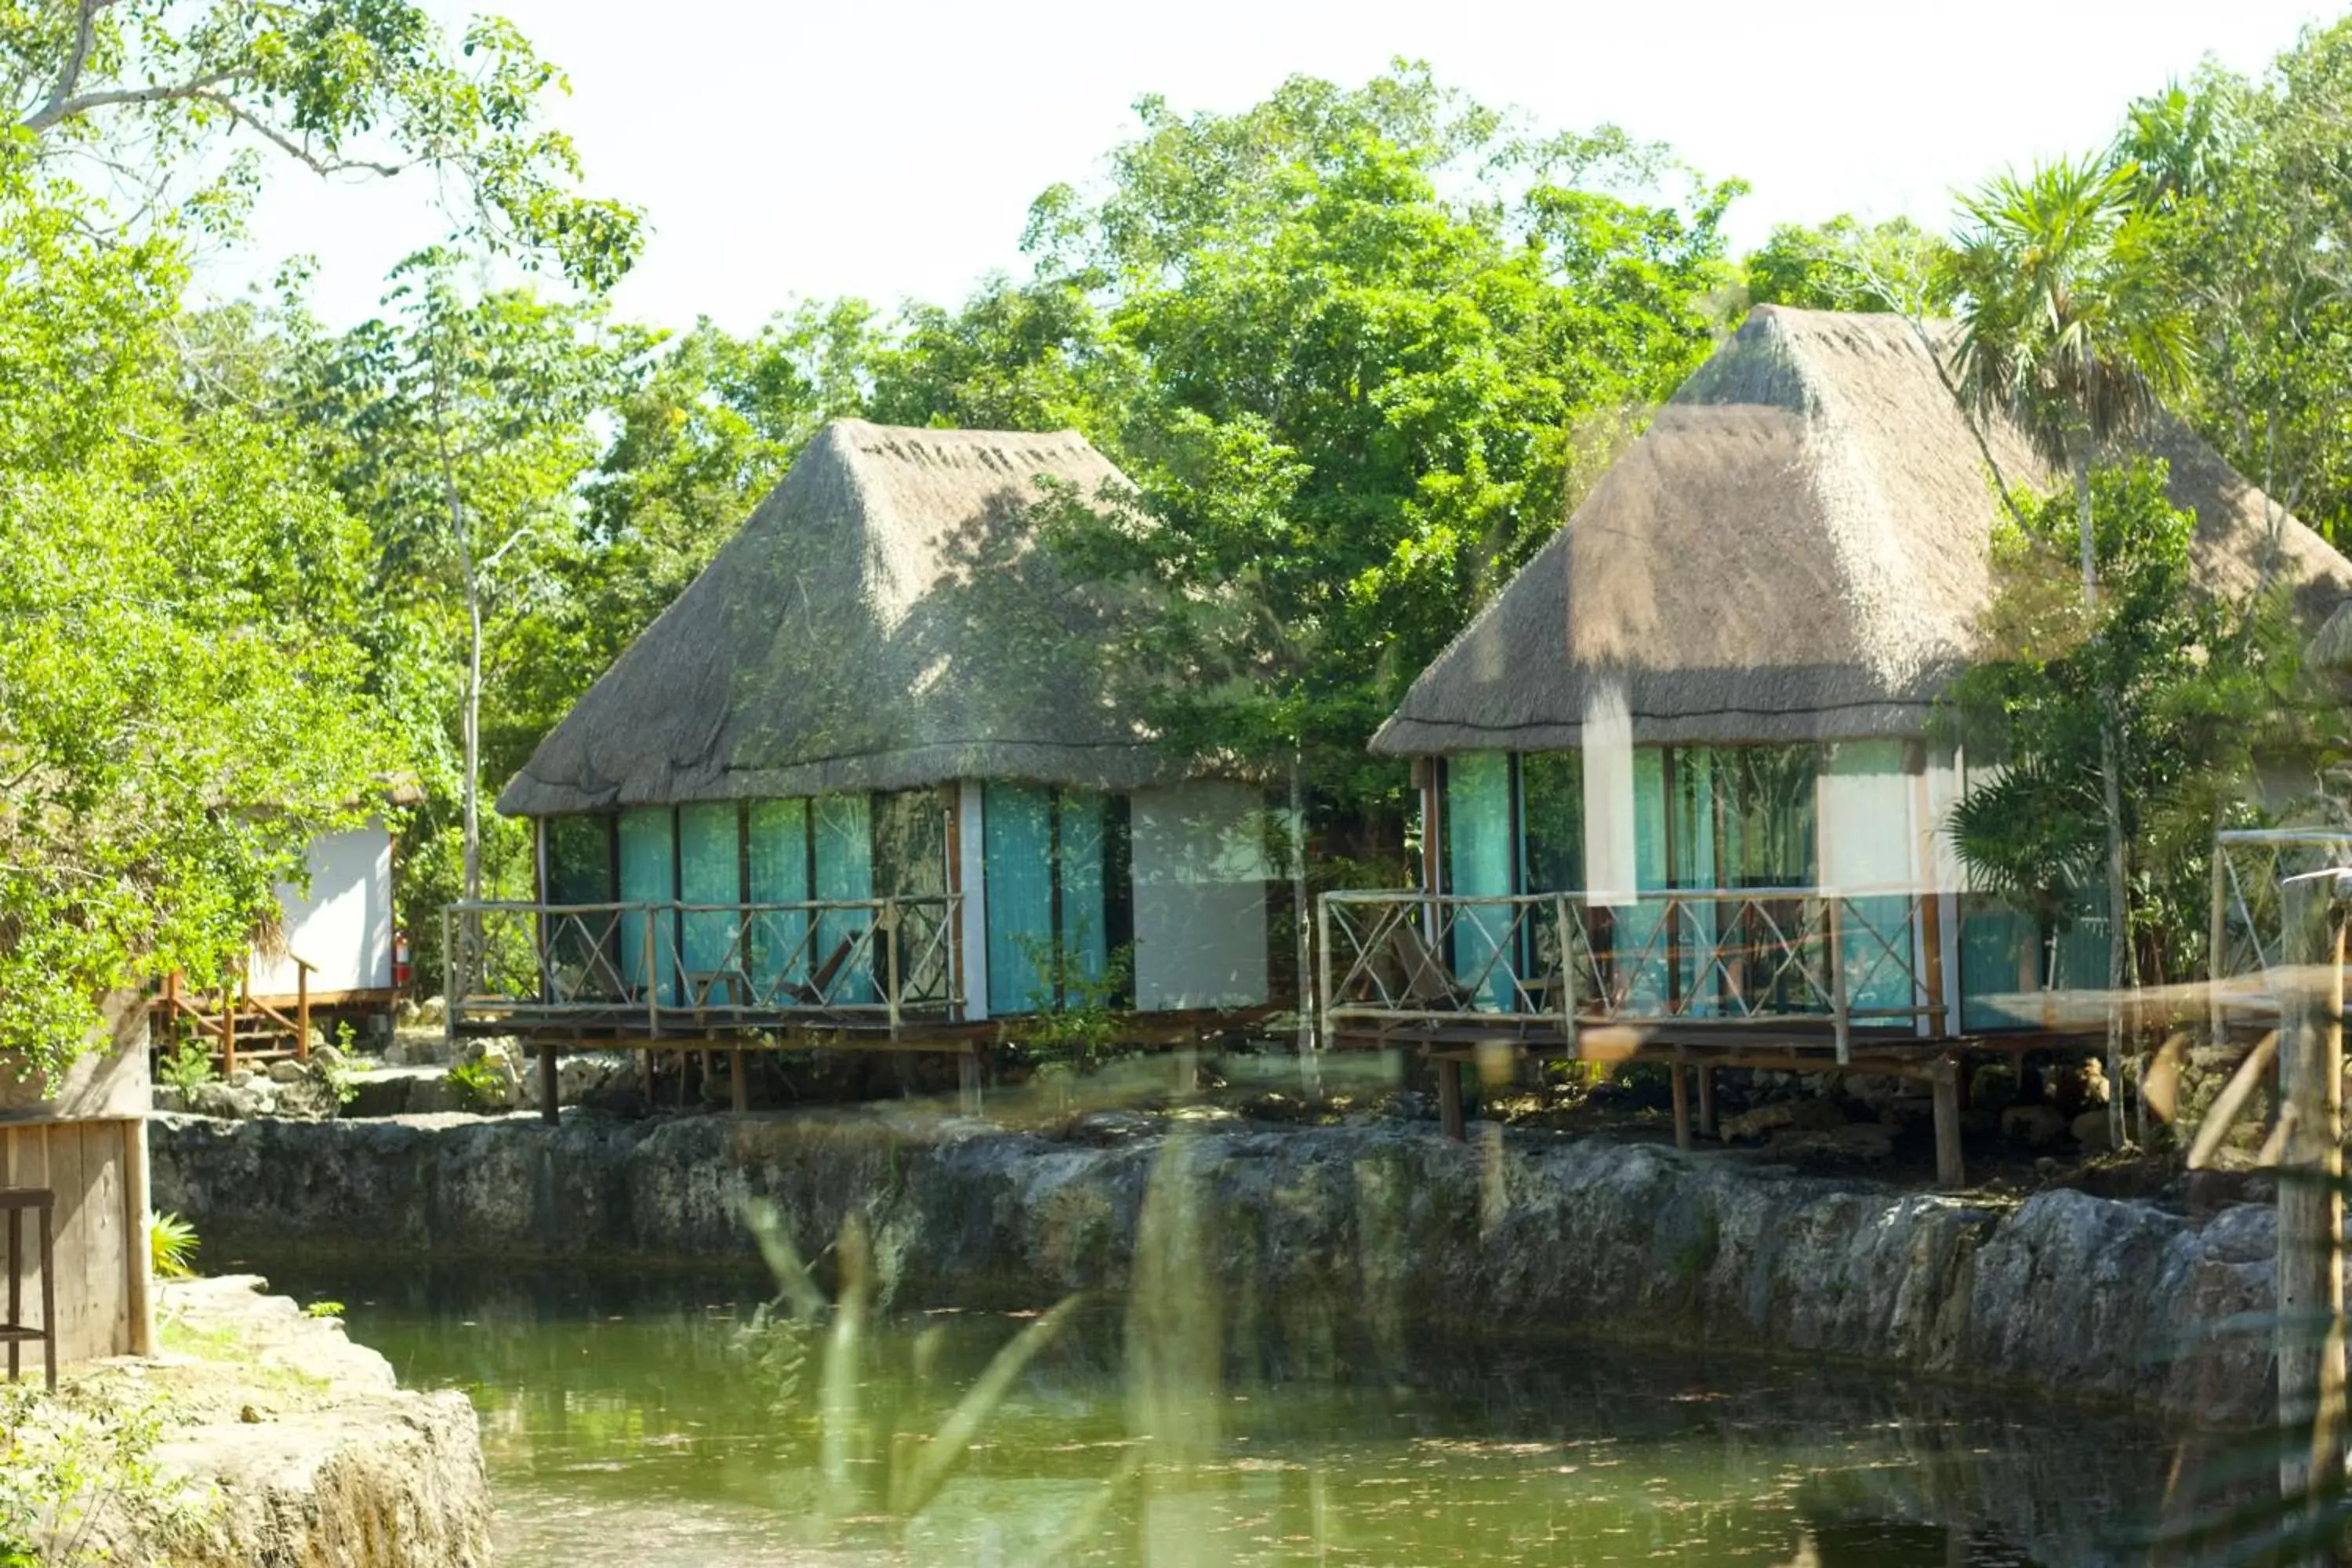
[151,1111,2279,1425]
[151,1276,492,1568]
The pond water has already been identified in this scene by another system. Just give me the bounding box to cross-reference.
[252,1260,2183,1567]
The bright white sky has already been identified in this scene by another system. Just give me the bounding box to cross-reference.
[205,0,2337,332]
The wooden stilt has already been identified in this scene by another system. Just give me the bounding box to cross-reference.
[1695,1066,1716,1139]
[1174,1046,1200,1097]
[539,1042,559,1126]
[1670,1063,1692,1152]
[640,1048,655,1109]
[1932,1057,1964,1189]
[731,1048,750,1114]
[957,1051,982,1117]
[1437,1058,1465,1141]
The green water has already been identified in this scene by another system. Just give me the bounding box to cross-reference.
[255,1261,2176,1566]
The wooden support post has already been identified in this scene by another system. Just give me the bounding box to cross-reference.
[1826,899,1851,1066]
[957,1051,983,1117]
[1670,1062,1692,1152]
[2277,870,2346,1515]
[296,963,310,1062]
[539,1042,559,1126]
[1437,1058,1465,1141]
[1932,1056,1964,1189]
[220,983,237,1079]
[122,1120,154,1356]
[640,1047,655,1108]
[1696,1066,1716,1140]
[730,1048,750,1114]
[1174,1046,1200,1097]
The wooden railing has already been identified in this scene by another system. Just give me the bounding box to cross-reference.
[1317,887,1930,1062]
[443,896,965,1040]
[154,953,314,1076]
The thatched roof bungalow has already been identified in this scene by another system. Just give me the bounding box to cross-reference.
[495,420,1276,1025]
[1370,304,2352,1030]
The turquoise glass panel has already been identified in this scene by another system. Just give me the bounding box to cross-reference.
[746,799,810,1001]
[677,803,740,1003]
[617,808,676,1003]
[813,794,875,1004]
[1614,750,1672,1014]
[986,783,1054,1014]
[1058,790,1110,1000]
[1444,753,1515,1008]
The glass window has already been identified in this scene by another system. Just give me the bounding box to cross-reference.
[746,799,810,999]
[1519,753,1582,894]
[542,815,615,1001]
[1443,753,1515,1007]
[618,808,677,1001]
[544,815,612,905]
[984,783,1121,1014]
[985,783,1055,1014]
[813,794,875,1004]
[677,803,742,1002]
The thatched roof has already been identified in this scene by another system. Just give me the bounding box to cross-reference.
[1374,305,2352,755]
[500,419,1173,816]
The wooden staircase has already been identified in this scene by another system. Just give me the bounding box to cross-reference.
[152,958,314,1076]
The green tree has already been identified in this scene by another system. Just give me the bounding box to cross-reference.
[0,173,383,1073]
[5,0,641,286]
[1944,463,2306,988]
[884,67,1741,854]
[303,251,628,919]
[1945,154,2194,1144]
[1744,214,1952,314]
[2123,38,2352,552]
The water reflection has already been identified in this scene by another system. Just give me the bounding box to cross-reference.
[249,1259,2170,1566]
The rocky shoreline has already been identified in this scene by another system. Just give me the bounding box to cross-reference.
[151,1107,2279,1426]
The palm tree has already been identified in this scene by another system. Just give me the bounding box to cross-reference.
[1945,154,2194,1150]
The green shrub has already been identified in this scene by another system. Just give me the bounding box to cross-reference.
[147,1214,198,1282]
[445,1058,507,1114]
[154,1043,214,1095]
[0,1384,211,1565]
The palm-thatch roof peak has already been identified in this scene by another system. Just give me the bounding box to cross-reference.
[499,418,1166,816]
[1372,303,2352,755]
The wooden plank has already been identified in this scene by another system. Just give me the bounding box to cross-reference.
[122,1120,151,1356]
[78,1123,127,1361]
[42,1124,89,1365]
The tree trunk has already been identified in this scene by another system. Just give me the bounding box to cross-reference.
[434,367,483,911]
[2074,445,2131,1152]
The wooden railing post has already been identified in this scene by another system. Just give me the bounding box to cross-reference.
[1556,894,1579,1058]
[220,976,238,1078]
[1827,897,1852,1065]
[644,907,660,1037]
[1315,894,1334,1033]
[884,901,902,1040]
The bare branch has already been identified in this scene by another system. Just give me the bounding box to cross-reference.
[27,0,120,132]
[186,92,406,180]
[21,67,238,134]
